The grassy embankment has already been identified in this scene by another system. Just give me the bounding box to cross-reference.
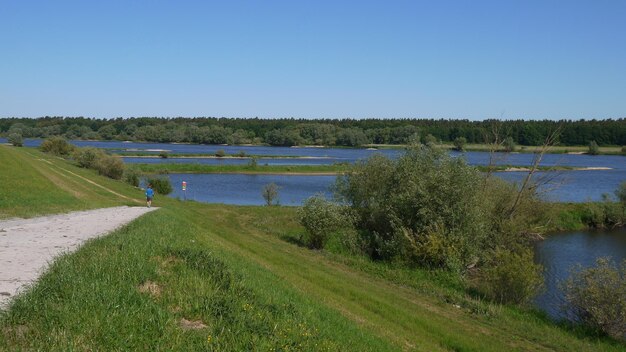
[1,145,624,350]
[0,146,140,219]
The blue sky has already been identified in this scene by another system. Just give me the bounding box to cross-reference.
[1,0,625,119]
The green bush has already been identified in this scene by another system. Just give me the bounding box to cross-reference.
[335,147,490,270]
[158,151,168,159]
[563,258,626,340]
[215,149,226,157]
[94,155,125,180]
[247,156,258,169]
[298,196,352,249]
[503,137,516,152]
[145,176,173,195]
[8,133,23,147]
[588,140,599,155]
[423,134,437,146]
[262,183,279,206]
[40,136,74,156]
[123,166,141,187]
[581,200,625,229]
[72,147,105,169]
[453,136,467,151]
[480,248,543,304]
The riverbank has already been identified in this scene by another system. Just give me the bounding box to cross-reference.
[365,143,626,155]
[1,145,624,350]
[131,162,610,175]
[114,151,331,159]
[132,163,351,175]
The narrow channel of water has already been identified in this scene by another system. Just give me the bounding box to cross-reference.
[533,228,626,320]
[165,173,334,206]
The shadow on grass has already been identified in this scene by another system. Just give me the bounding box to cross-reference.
[278,232,308,248]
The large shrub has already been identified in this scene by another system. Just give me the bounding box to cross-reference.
[123,166,141,187]
[480,248,544,304]
[72,147,105,169]
[8,133,23,147]
[335,146,490,270]
[298,195,352,249]
[94,155,125,180]
[40,136,74,156]
[563,258,626,340]
[145,176,173,195]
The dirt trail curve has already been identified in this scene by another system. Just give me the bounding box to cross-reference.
[0,206,157,308]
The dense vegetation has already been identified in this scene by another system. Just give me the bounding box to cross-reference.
[300,145,548,304]
[2,116,625,147]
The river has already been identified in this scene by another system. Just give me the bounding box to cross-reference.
[5,138,625,202]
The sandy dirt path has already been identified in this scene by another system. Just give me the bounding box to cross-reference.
[0,206,157,308]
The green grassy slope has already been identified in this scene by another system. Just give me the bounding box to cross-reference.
[0,146,144,219]
[1,146,623,351]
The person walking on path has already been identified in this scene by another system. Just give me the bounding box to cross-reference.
[145,184,154,208]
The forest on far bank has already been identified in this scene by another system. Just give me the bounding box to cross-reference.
[1,116,624,147]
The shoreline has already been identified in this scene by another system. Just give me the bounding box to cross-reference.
[120,154,333,159]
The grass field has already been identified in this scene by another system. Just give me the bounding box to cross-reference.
[0,146,141,219]
[1,145,624,351]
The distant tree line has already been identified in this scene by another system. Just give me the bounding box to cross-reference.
[1,116,624,147]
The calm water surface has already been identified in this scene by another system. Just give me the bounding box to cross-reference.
[166,173,334,206]
[534,228,626,320]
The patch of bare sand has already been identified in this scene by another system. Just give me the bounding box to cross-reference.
[180,318,207,330]
[138,281,162,297]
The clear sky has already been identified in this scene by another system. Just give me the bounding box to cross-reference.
[1,0,625,120]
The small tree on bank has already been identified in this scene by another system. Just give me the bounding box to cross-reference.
[262,183,279,206]
[588,140,600,155]
[503,137,516,152]
[8,133,23,147]
[453,137,467,151]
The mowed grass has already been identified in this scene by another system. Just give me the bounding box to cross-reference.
[1,208,390,351]
[0,145,145,219]
[1,146,624,351]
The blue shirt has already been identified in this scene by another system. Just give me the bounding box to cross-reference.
[146,188,154,197]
